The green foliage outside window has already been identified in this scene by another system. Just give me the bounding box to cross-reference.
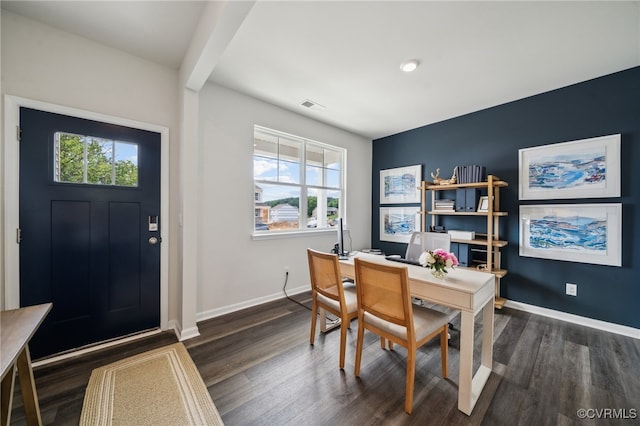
[56,133,138,187]
[115,160,138,186]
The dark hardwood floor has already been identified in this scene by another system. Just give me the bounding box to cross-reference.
[9,293,640,425]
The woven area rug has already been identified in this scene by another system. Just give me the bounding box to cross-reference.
[80,342,223,426]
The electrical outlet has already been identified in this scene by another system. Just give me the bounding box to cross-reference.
[566,283,577,296]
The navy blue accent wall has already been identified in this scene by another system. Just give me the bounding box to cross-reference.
[372,66,640,329]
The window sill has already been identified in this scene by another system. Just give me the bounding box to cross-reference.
[252,228,337,240]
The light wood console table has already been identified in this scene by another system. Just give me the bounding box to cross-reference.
[1,303,52,426]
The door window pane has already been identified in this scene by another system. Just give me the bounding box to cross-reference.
[55,133,84,183]
[114,142,139,186]
[54,132,138,187]
[86,138,113,184]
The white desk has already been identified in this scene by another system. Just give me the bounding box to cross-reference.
[339,253,494,416]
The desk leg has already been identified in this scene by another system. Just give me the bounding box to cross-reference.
[458,301,494,416]
[458,310,475,415]
[481,300,494,371]
[319,308,341,333]
[1,365,17,426]
[16,346,43,426]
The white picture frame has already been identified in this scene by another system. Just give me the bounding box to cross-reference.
[518,134,620,200]
[519,203,622,267]
[379,207,421,243]
[379,165,422,204]
[477,196,490,212]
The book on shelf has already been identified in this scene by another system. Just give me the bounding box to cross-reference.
[455,165,486,184]
[434,199,455,211]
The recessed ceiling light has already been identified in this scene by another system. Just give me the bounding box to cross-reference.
[400,59,420,73]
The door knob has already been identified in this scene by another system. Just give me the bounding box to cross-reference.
[148,237,159,245]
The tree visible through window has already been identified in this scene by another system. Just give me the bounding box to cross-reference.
[54,132,138,187]
[253,126,345,232]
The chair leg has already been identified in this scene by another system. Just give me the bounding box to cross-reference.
[379,337,394,350]
[405,345,416,414]
[309,299,318,345]
[354,321,365,377]
[440,325,449,378]
[339,318,348,369]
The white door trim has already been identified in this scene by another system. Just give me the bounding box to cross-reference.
[3,95,170,332]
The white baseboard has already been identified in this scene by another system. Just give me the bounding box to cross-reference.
[177,326,200,341]
[170,317,201,341]
[196,290,640,340]
[196,285,310,323]
[504,300,640,339]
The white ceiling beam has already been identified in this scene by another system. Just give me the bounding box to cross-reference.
[180,0,255,91]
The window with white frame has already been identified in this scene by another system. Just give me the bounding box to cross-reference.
[253,126,345,233]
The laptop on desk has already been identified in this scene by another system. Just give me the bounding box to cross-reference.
[384,255,421,266]
[384,231,452,267]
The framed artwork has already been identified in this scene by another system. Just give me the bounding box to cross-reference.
[380,165,422,204]
[379,207,421,243]
[477,196,490,212]
[519,203,622,266]
[518,134,620,200]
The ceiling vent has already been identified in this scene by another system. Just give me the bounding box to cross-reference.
[300,99,326,111]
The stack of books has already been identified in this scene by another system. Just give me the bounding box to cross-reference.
[456,165,486,184]
[433,199,455,211]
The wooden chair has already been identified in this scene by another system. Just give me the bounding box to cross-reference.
[307,248,358,369]
[353,258,449,414]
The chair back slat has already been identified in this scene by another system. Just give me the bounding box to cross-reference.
[307,249,342,301]
[354,259,412,329]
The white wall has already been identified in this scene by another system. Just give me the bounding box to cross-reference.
[0,6,4,311]
[1,11,178,129]
[1,12,181,323]
[196,83,371,319]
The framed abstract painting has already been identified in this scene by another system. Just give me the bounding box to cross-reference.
[519,203,622,266]
[518,134,620,200]
[379,165,422,204]
[379,207,421,243]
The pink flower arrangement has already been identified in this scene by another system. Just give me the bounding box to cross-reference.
[418,248,459,276]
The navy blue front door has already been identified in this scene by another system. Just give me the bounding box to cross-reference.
[19,107,161,359]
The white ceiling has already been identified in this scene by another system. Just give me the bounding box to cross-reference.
[3,1,639,139]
